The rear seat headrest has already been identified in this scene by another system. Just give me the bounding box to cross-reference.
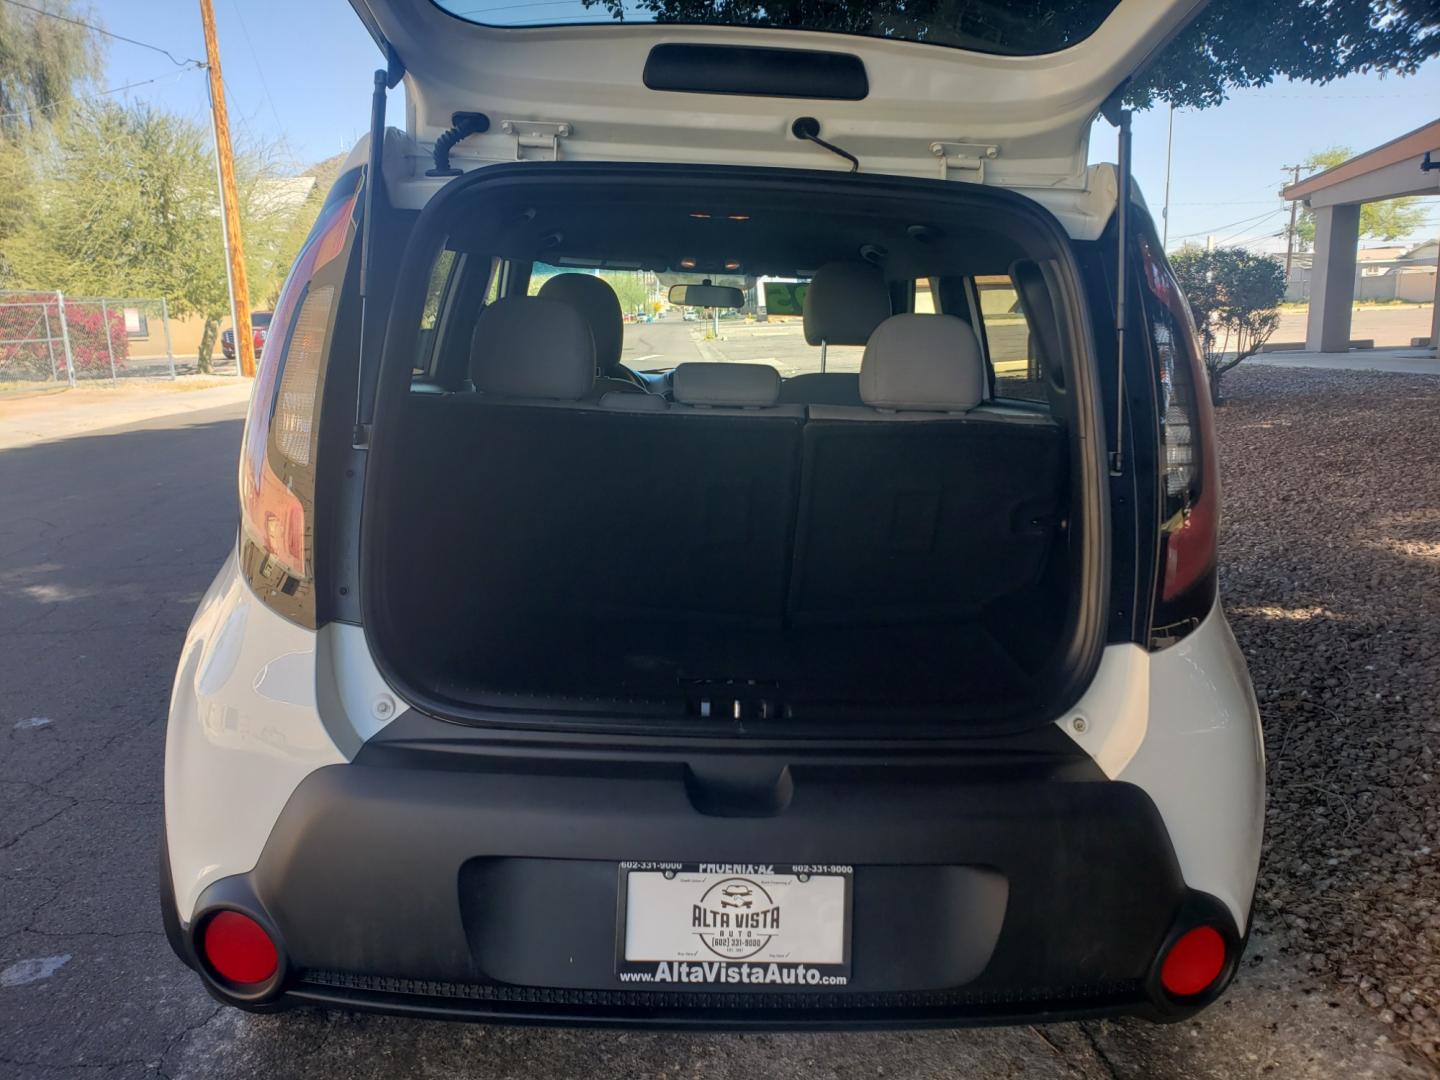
[859,314,985,413]
[673,362,780,408]
[470,296,595,401]
[803,261,892,347]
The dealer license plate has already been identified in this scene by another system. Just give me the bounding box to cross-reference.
[616,862,852,988]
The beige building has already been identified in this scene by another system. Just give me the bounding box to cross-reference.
[1282,120,1440,352]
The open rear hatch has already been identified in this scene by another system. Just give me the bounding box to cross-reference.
[346,0,1204,736]
[348,0,1204,189]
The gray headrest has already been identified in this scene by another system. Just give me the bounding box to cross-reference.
[803,262,892,346]
[599,390,668,412]
[538,273,623,375]
[859,314,985,413]
[673,362,780,408]
[470,296,595,401]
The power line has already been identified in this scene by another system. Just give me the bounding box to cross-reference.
[1213,211,1287,248]
[0,65,201,122]
[0,0,204,67]
[1171,206,1287,242]
[225,0,285,137]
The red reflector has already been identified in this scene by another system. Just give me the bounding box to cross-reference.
[201,911,278,985]
[1160,925,1226,997]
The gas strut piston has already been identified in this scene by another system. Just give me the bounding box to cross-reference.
[1101,95,1133,476]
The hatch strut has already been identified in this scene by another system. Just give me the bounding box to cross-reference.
[354,50,403,450]
[1101,94,1132,476]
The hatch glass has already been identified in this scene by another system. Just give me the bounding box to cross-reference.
[431,0,1123,56]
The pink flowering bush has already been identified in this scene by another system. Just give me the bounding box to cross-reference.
[0,293,129,378]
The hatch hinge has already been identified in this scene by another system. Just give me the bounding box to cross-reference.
[930,142,998,183]
[499,120,572,161]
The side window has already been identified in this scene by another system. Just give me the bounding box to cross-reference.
[420,249,457,332]
[416,247,459,377]
[913,277,938,314]
[973,274,1045,404]
[413,254,506,387]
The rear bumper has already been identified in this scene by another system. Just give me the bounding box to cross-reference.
[165,740,1242,1027]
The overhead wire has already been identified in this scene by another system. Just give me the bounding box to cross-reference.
[1212,210,1288,248]
[225,0,285,139]
[0,0,204,67]
[0,65,202,123]
[1171,206,1288,242]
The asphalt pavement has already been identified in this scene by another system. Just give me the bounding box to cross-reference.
[0,402,1426,1079]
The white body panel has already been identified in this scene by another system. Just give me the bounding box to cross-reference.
[350,0,1200,200]
[1116,604,1266,932]
[167,553,1263,933]
[376,123,1129,243]
[1057,600,1264,931]
[163,545,394,920]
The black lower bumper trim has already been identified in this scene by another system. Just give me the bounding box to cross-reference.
[289,968,1152,1029]
[168,744,1246,1027]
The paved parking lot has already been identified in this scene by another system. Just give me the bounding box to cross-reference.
[0,367,1434,1078]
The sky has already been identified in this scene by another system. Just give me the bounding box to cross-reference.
[93,0,1440,253]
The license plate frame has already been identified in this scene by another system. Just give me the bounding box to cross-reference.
[615,862,853,989]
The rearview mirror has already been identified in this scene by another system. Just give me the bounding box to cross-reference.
[668,283,745,308]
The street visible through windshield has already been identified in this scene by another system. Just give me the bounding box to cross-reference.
[619,314,864,377]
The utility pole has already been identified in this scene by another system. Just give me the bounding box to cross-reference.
[1282,164,1303,280]
[199,0,255,379]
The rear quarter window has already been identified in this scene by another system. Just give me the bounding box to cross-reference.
[974,274,1045,404]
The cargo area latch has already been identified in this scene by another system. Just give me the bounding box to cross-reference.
[683,677,782,723]
[930,142,998,183]
[500,120,572,161]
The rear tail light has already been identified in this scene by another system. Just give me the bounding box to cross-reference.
[1139,233,1219,644]
[238,182,358,590]
[1159,925,1227,998]
[199,911,278,987]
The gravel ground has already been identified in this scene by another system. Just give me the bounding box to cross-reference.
[1218,364,1440,1066]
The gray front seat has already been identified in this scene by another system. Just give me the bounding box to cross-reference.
[777,261,893,406]
[537,273,645,396]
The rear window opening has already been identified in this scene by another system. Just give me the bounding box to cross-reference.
[431,0,1122,57]
[362,165,1106,736]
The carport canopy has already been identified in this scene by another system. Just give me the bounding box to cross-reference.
[1282,119,1440,354]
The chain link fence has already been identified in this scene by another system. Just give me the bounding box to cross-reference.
[0,290,179,389]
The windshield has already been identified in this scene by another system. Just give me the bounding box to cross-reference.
[529,264,872,376]
[432,0,1121,57]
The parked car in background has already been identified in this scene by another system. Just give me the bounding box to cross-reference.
[221,311,272,361]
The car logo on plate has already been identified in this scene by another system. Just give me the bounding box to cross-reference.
[692,877,780,959]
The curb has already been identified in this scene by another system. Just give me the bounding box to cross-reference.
[0,382,255,451]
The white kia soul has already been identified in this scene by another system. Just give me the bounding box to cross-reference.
[163,0,1264,1026]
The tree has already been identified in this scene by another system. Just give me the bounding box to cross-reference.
[600,270,649,314]
[267,153,347,308]
[0,0,103,278]
[1171,247,1286,404]
[1125,0,1440,109]
[0,0,102,137]
[1293,147,1433,247]
[2,102,300,370]
[578,0,1440,109]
